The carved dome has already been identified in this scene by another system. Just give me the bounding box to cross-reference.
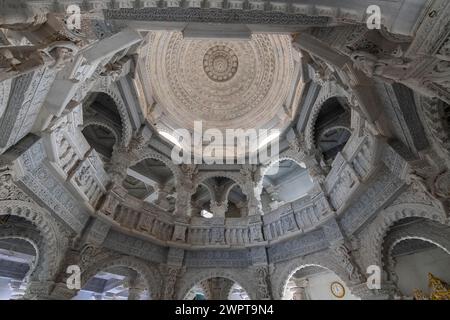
[145,31,297,132]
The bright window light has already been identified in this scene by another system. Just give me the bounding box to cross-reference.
[258,130,280,149]
[201,209,213,219]
[159,131,182,148]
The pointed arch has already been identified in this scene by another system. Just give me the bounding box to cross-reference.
[80,255,163,300]
[0,200,67,281]
[176,268,256,300]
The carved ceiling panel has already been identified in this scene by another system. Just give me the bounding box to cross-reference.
[145,31,297,132]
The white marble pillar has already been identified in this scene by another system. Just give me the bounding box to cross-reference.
[288,278,309,300]
[210,200,228,218]
[8,279,27,300]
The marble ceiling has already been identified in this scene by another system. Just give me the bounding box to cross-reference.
[144,31,300,134]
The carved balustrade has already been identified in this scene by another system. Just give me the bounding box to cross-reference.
[262,192,331,243]
[40,103,386,248]
[40,108,384,248]
[96,183,340,248]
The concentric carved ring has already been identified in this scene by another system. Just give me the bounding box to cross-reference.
[203,45,238,82]
[146,32,296,128]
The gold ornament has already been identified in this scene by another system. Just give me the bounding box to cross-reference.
[414,273,450,300]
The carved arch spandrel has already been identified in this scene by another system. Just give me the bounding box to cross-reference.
[257,156,308,193]
[80,255,163,300]
[90,83,133,147]
[304,82,350,151]
[271,250,361,300]
[0,224,41,281]
[381,219,450,284]
[176,268,256,300]
[0,200,67,282]
[196,172,247,196]
[358,203,449,275]
[130,149,182,187]
[82,118,122,148]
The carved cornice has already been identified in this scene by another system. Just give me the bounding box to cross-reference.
[105,8,331,26]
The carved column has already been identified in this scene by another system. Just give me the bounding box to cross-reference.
[175,165,198,217]
[235,200,248,217]
[162,248,184,300]
[127,274,144,300]
[210,200,228,218]
[43,248,86,301]
[285,130,328,183]
[206,278,234,300]
[265,184,284,211]
[8,280,27,300]
[240,165,263,216]
[254,266,273,300]
[154,184,172,210]
[107,126,153,184]
[288,278,309,300]
[162,266,182,300]
[330,242,364,285]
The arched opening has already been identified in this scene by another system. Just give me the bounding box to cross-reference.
[0,217,38,300]
[123,158,176,211]
[282,265,358,300]
[184,277,250,300]
[314,97,351,164]
[184,283,208,300]
[228,282,250,300]
[74,267,149,300]
[191,177,248,218]
[382,218,450,298]
[391,239,450,298]
[261,159,313,213]
[82,124,117,160]
[82,92,124,161]
[122,175,155,201]
[225,184,248,218]
[191,184,213,218]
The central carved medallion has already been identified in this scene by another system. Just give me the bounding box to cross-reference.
[203,45,238,82]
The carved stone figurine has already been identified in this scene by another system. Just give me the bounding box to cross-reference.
[0,41,78,81]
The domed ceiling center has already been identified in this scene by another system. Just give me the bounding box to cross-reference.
[145,31,298,134]
[203,45,238,82]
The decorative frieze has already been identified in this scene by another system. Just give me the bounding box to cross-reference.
[103,230,168,264]
[105,7,331,25]
[184,250,250,268]
[267,229,328,263]
[0,68,57,154]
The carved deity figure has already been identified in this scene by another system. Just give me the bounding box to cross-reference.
[350,50,411,81]
[0,41,78,81]
[163,267,179,299]
[256,267,271,299]
[332,243,362,282]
